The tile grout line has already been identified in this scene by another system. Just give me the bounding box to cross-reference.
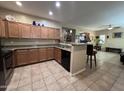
[85,67,106,90]
[44,60,62,90]
[16,67,24,91]
[109,69,123,91]
[39,62,49,91]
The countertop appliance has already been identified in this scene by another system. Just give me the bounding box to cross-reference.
[61,50,71,72]
[0,40,14,91]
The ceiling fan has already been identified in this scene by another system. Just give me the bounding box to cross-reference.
[98,24,121,31]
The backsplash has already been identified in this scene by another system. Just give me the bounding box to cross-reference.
[1,39,59,46]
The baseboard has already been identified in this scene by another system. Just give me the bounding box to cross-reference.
[70,68,86,76]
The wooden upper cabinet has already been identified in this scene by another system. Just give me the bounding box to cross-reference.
[38,48,47,61]
[48,28,54,39]
[54,29,60,39]
[1,20,59,39]
[31,26,41,38]
[41,27,48,39]
[19,23,31,38]
[7,21,19,38]
[0,19,5,38]
[18,23,23,38]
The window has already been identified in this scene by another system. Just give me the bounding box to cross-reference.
[99,35,105,44]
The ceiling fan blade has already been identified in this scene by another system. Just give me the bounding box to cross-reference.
[113,26,121,29]
[98,25,109,28]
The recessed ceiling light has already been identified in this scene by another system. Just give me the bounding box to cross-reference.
[49,11,53,16]
[16,1,22,6]
[70,30,72,33]
[56,1,60,8]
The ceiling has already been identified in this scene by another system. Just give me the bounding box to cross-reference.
[0,1,124,30]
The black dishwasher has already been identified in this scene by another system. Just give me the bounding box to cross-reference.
[61,50,70,72]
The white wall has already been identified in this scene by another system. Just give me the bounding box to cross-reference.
[0,7,61,28]
[95,28,124,51]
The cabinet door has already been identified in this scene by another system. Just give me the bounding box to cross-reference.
[54,48,61,63]
[28,49,38,63]
[7,21,19,38]
[48,28,54,39]
[54,29,60,39]
[41,27,48,39]
[21,24,31,38]
[0,19,5,38]
[47,48,54,60]
[18,23,22,38]
[54,48,58,61]
[38,48,47,61]
[31,26,41,38]
[57,48,61,63]
[15,49,29,66]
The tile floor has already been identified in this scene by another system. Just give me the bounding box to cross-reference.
[7,51,124,91]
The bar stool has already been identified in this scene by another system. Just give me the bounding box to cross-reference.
[86,44,97,68]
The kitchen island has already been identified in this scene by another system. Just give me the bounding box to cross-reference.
[70,43,87,76]
[59,43,87,76]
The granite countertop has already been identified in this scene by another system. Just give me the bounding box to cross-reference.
[2,44,71,52]
[55,46,71,52]
[3,45,56,50]
[2,42,91,52]
[71,42,93,46]
[71,43,87,46]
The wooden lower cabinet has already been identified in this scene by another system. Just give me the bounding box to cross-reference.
[54,48,61,63]
[38,48,47,61]
[15,49,29,66]
[15,47,61,67]
[47,48,54,60]
[28,49,38,63]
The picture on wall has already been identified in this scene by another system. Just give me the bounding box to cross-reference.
[112,32,122,38]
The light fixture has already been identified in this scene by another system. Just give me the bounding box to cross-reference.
[108,24,113,30]
[16,1,22,6]
[56,1,61,8]
[49,11,53,16]
[108,27,113,30]
[70,30,72,33]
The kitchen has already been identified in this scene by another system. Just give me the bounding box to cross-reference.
[0,1,124,91]
[0,4,88,90]
[0,17,88,90]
